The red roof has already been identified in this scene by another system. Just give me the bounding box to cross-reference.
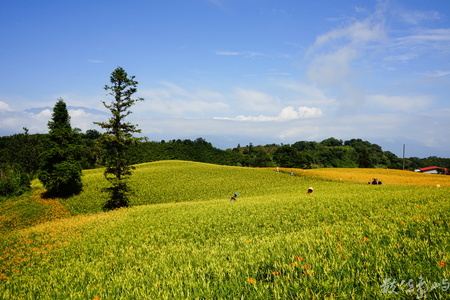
[419,166,447,172]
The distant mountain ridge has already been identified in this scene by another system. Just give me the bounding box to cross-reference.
[25,106,108,115]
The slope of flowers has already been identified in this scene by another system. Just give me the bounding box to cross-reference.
[287,168,450,187]
[1,161,449,299]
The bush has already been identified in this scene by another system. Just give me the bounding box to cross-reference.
[0,165,30,197]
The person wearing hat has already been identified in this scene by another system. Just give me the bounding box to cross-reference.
[230,193,239,201]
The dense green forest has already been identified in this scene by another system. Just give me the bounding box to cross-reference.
[1,130,449,197]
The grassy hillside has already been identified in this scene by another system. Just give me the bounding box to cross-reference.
[1,161,449,299]
[58,160,321,215]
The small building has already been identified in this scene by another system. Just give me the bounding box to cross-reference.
[416,166,448,175]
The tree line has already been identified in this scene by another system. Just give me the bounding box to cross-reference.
[2,131,449,198]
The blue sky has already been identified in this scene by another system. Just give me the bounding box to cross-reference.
[1,0,450,158]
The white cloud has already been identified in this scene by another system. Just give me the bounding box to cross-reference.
[423,70,450,78]
[278,82,336,106]
[0,106,109,136]
[390,29,450,61]
[306,5,386,88]
[307,46,358,86]
[306,2,386,115]
[215,51,240,56]
[68,108,107,131]
[233,88,279,112]
[398,28,450,43]
[354,6,367,14]
[384,53,418,63]
[399,10,442,25]
[0,109,52,135]
[215,50,263,58]
[366,94,432,112]
[214,106,323,122]
[0,101,11,111]
[312,18,385,48]
[139,82,229,117]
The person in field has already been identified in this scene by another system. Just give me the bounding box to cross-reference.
[230,193,239,201]
[307,187,314,194]
[368,178,382,185]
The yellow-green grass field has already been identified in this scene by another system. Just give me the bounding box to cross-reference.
[1,161,449,299]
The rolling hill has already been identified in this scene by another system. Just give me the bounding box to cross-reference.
[1,161,449,299]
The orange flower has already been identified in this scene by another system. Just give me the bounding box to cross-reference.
[290,262,298,267]
[247,278,256,284]
[303,265,311,269]
[295,256,305,261]
[438,261,448,267]
[272,271,280,275]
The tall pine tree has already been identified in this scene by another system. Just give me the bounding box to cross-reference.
[94,67,144,209]
[39,98,83,197]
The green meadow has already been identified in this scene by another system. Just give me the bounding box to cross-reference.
[1,161,449,299]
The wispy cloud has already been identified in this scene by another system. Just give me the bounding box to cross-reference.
[206,0,223,8]
[385,28,450,65]
[216,50,263,58]
[214,106,323,122]
[302,5,386,114]
[311,19,385,49]
[383,53,418,63]
[215,51,240,56]
[276,82,336,110]
[233,88,279,112]
[366,94,432,113]
[306,3,386,88]
[139,82,228,117]
[398,28,450,43]
[0,101,11,111]
[399,10,442,25]
[423,70,450,78]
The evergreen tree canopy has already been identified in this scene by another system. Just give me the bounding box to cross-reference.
[94,67,144,209]
[38,98,82,197]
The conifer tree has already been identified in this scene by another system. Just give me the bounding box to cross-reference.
[94,67,144,209]
[39,98,82,196]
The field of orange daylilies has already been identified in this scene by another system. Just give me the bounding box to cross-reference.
[286,168,450,187]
